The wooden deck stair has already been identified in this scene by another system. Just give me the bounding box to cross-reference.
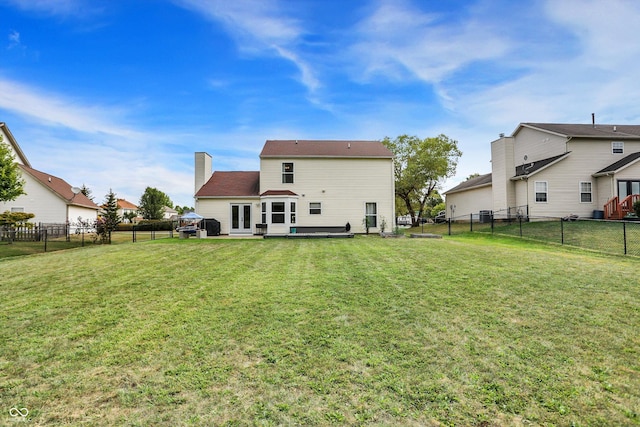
[604,194,640,219]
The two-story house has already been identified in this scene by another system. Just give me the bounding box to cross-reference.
[444,122,640,220]
[0,122,99,225]
[194,140,395,235]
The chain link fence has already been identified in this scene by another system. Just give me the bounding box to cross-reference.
[442,211,640,257]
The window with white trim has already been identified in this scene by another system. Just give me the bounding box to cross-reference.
[612,141,624,154]
[10,207,24,213]
[261,202,267,224]
[534,181,548,203]
[282,162,294,183]
[290,202,296,223]
[365,202,378,228]
[309,202,322,215]
[580,181,592,203]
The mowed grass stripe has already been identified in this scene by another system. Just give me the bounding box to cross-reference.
[1,236,638,425]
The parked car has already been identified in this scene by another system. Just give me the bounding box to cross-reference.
[396,215,412,226]
[434,210,447,223]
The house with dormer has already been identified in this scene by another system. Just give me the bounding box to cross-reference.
[444,122,640,220]
[194,140,395,235]
[0,122,99,225]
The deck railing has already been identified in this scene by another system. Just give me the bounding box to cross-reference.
[604,194,640,219]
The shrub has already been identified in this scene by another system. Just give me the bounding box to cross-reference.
[134,220,175,231]
[633,200,640,217]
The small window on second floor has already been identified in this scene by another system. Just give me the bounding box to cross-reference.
[282,162,294,183]
[612,141,624,154]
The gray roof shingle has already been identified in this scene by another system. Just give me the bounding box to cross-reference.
[518,123,640,139]
[594,152,640,175]
[260,140,393,158]
[444,173,492,194]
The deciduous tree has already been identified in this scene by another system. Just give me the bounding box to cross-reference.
[138,187,173,220]
[382,134,461,226]
[0,134,26,203]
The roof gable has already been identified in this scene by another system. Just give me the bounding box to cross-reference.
[18,164,99,209]
[0,122,31,167]
[512,152,570,178]
[260,140,393,158]
[594,152,640,176]
[195,171,260,197]
[117,199,138,209]
[444,173,492,194]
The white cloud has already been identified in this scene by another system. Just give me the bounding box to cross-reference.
[174,0,320,93]
[0,78,143,139]
[7,30,21,47]
[349,0,511,84]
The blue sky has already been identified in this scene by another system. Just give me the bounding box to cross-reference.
[2,0,640,207]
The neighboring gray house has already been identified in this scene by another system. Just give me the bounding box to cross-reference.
[444,122,640,220]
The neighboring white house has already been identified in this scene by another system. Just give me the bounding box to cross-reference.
[194,140,395,235]
[116,199,139,223]
[0,122,99,224]
[444,122,640,220]
[162,206,178,220]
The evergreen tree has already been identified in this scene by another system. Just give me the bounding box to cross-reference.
[0,134,26,203]
[97,189,121,243]
[80,183,94,201]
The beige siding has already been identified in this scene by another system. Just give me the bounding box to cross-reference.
[490,136,515,212]
[260,157,394,233]
[525,161,597,218]
[595,175,615,208]
[614,165,640,181]
[195,197,258,235]
[445,186,492,220]
[514,180,528,215]
[513,127,566,163]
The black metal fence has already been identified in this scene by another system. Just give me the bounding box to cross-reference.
[442,212,640,257]
[130,221,176,242]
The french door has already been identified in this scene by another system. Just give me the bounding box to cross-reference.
[618,180,640,199]
[231,204,252,234]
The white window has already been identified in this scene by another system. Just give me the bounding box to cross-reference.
[290,202,296,224]
[261,202,267,224]
[309,202,322,215]
[282,162,294,183]
[580,182,592,203]
[365,202,378,227]
[612,141,624,154]
[534,181,548,203]
[10,207,24,213]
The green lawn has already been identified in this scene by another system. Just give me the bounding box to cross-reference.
[1,236,638,426]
